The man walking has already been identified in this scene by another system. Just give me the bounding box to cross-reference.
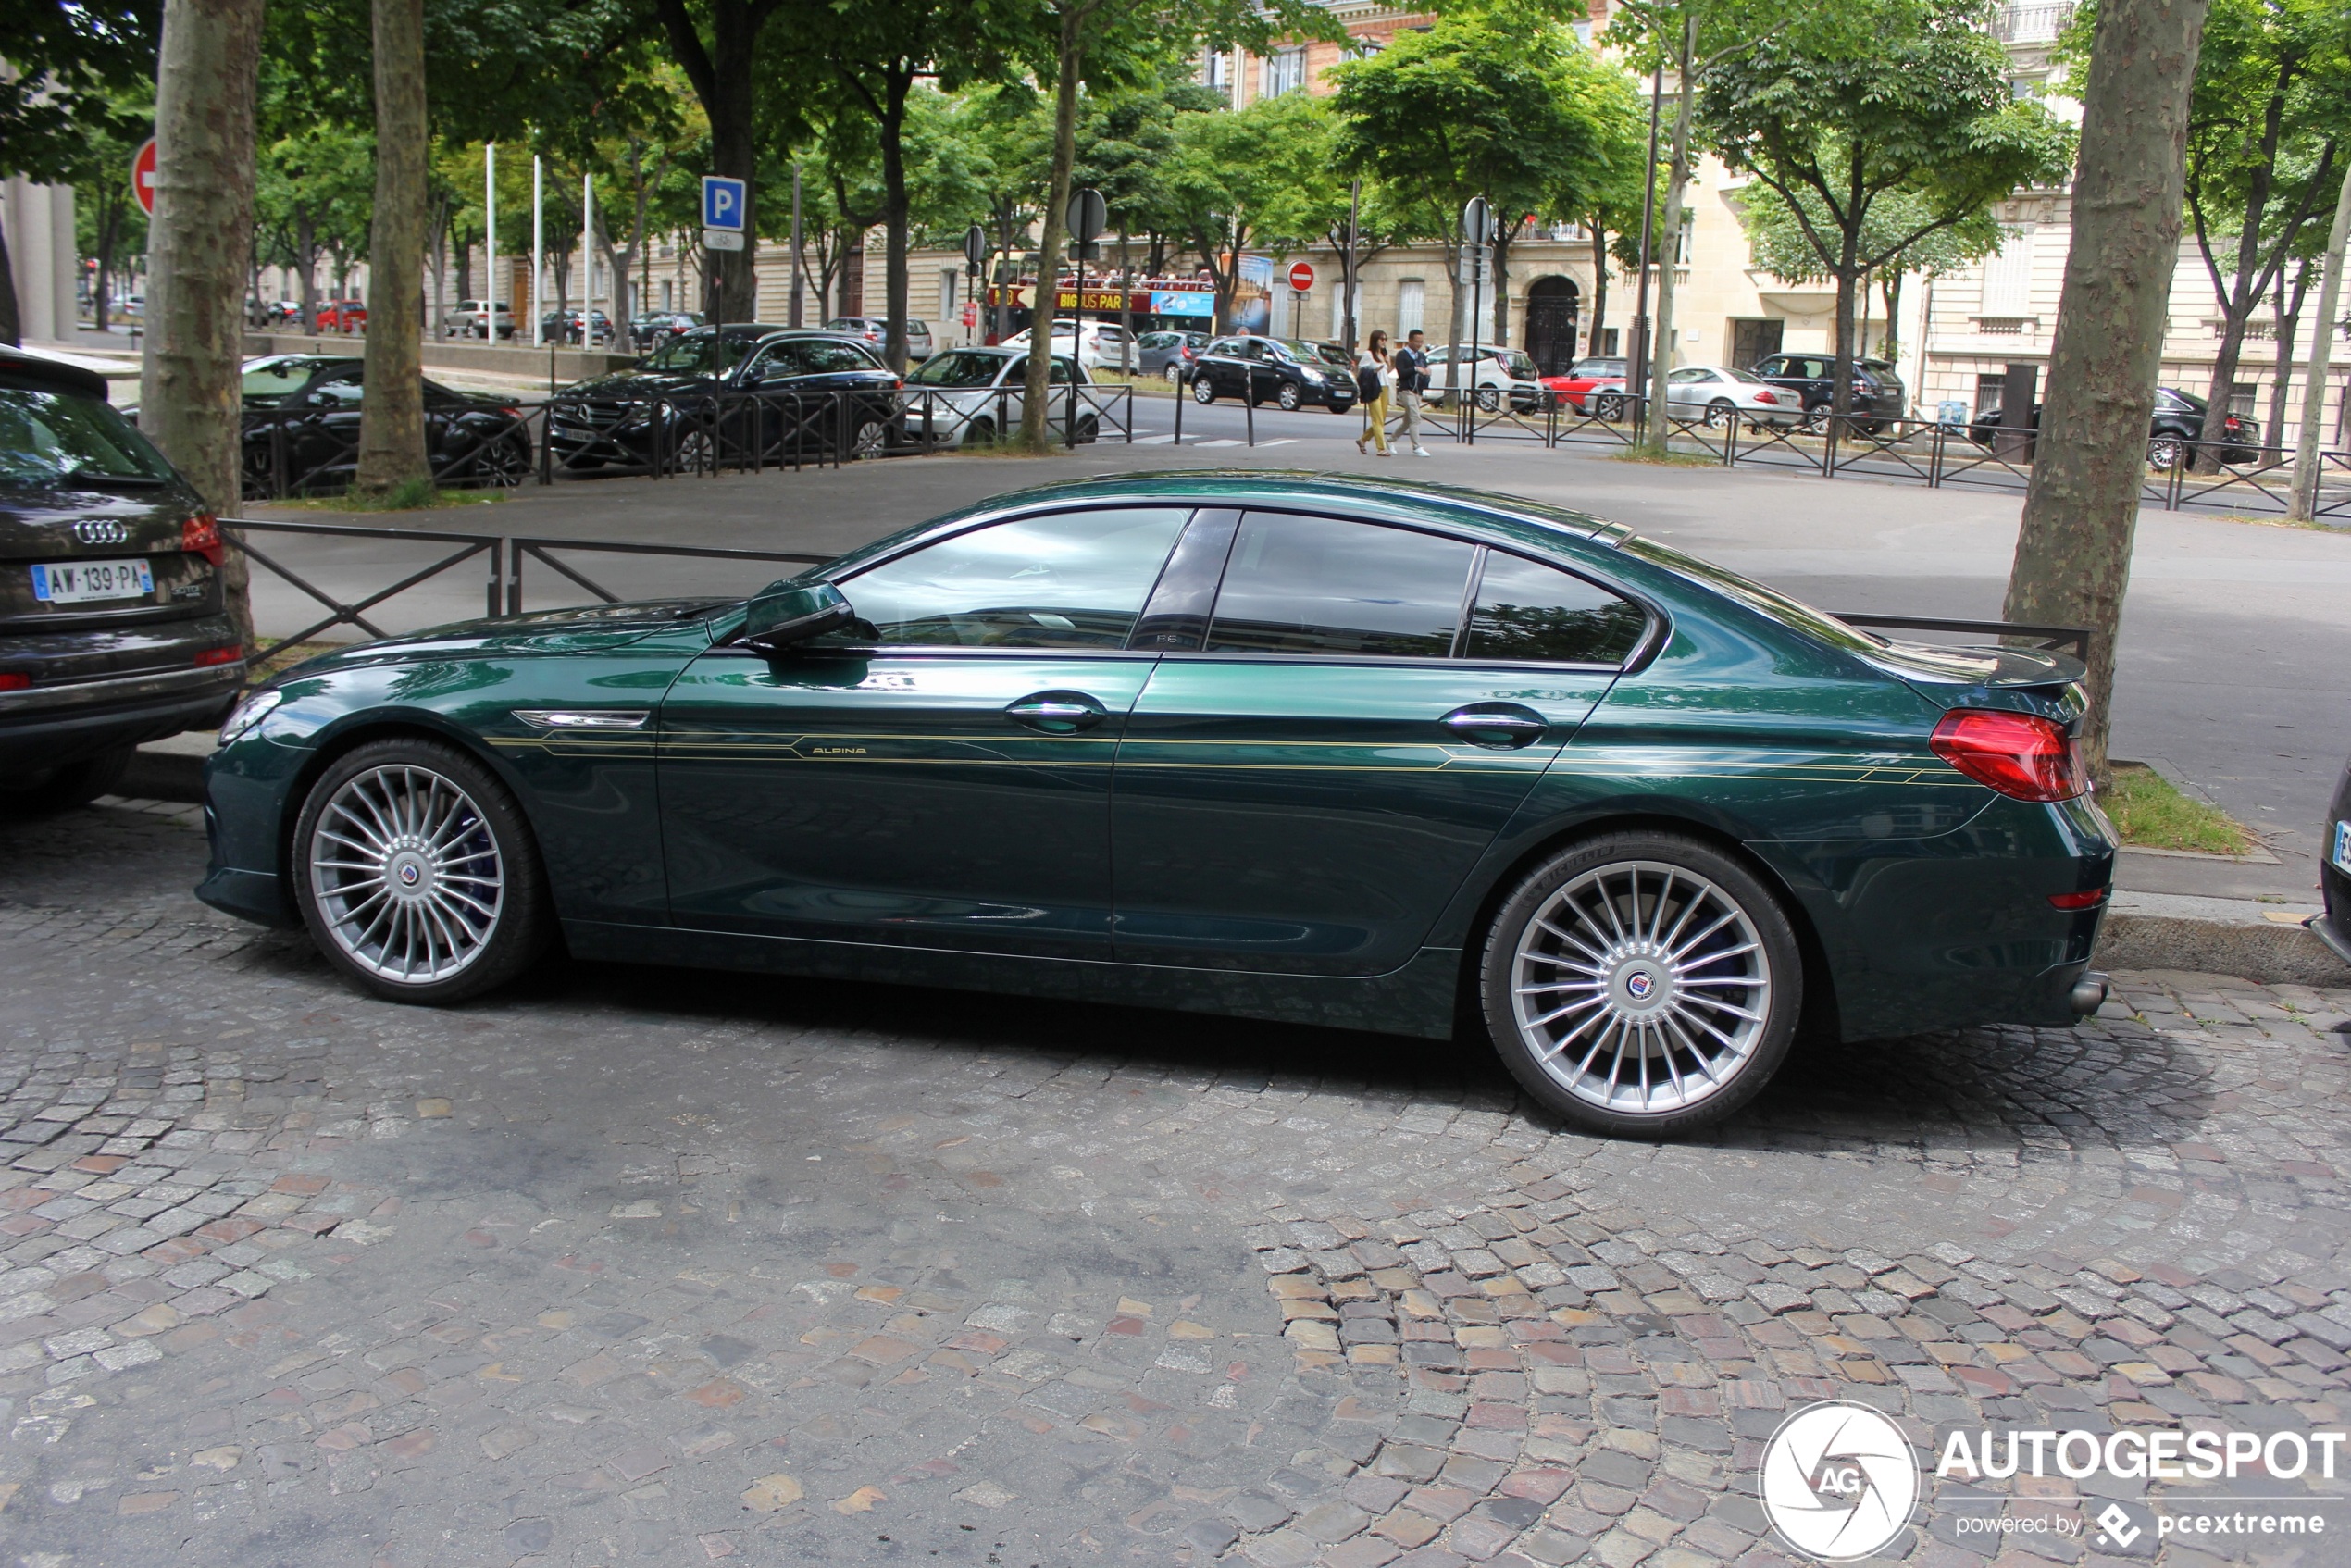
[1394,329,1433,457]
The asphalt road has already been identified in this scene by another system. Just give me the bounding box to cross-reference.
[236,426,2351,886]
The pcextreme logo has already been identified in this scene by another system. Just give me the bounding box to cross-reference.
[1759,1400,1921,1561]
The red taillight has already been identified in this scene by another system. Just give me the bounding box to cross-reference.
[2048,888,2108,910]
[0,673,28,691]
[1929,709,2087,802]
[181,514,226,566]
[1754,389,1778,404]
[193,646,242,667]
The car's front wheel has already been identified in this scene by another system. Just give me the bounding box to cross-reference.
[1703,397,1737,429]
[1480,831,1801,1139]
[1276,382,1302,411]
[293,739,552,1004]
[1191,378,1215,404]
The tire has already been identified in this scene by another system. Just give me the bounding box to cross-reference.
[1276,382,1302,412]
[1703,398,1736,429]
[965,417,997,447]
[669,427,714,475]
[850,417,889,460]
[0,746,132,815]
[1191,378,1215,405]
[1479,831,1802,1139]
[2146,435,2183,471]
[292,738,553,1004]
[1075,414,1100,444]
[1163,363,1183,385]
[1475,386,1502,412]
[1593,392,1625,422]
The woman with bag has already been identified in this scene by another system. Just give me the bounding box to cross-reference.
[1354,330,1393,456]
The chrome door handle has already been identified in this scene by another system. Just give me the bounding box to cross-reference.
[1442,706,1548,749]
[1006,692,1106,732]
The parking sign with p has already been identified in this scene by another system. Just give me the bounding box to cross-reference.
[702,176,746,231]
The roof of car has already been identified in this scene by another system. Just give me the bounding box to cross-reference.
[0,346,111,400]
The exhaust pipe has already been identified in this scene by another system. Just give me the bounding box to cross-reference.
[2070,970,2110,1016]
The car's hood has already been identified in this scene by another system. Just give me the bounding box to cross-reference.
[280,600,731,676]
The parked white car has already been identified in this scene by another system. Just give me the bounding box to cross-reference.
[1422,344,1549,412]
[900,346,1102,446]
[1002,319,1138,373]
[442,299,515,339]
[1662,365,1803,429]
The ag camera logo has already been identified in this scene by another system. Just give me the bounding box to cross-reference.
[1760,1400,1920,1560]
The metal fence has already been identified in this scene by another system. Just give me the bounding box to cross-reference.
[223,517,828,648]
[237,384,1136,501]
[1399,392,2351,522]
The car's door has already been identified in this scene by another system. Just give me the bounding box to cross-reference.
[659,505,1193,957]
[1199,338,1242,397]
[1108,509,1636,975]
[1664,366,1714,414]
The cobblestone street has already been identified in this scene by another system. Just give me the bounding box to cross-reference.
[0,799,2345,1568]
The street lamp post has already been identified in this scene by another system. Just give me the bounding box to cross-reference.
[1629,58,1664,439]
[531,156,544,348]
[484,143,496,342]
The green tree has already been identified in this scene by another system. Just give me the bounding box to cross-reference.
[68,92,155,335]
[1159,93,1344,332]
[2161,0,2351,466]
[0,0,159,342]
[1331,10,1636,362]
[1735,183,2005,365]
[1699,0,2073,419]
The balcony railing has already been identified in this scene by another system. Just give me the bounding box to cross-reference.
[1996,2,2076,43]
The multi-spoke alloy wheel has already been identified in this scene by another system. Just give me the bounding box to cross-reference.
[1482,834,1800,1137]
[294,740,550,1003]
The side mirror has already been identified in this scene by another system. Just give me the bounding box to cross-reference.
[740,581,853,653]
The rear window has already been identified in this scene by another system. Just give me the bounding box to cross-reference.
[1620,534,1882,653]
[0,387,177,487]
[1463,553,1647,665]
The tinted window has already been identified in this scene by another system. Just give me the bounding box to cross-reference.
[306,373,365,407]
[1463,553,1646,666]
[907,350,1003,388]
[1207,514,1475,658]
[0,388,176,485]
[746,342,813,380]
[243,359,318,402]
[805,342,881,374]
[832,508,1189,650]
[1668,367,1711,384]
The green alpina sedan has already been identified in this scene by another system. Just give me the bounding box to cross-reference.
[199,473,2114,1137]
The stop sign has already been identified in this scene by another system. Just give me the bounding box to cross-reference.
[1287,261,1315,292]
[131,138,157,217]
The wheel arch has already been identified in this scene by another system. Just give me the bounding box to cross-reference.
[1443,808,1843,1048]
[277,713,541,893]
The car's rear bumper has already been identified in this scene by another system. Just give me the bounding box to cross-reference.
[0,659,244,771]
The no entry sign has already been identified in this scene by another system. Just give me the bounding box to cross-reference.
[131,138,157,217]
[1287,261,1315,292]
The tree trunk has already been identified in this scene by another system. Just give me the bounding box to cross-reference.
[0,224,21,345]
[296,209,317,329]
[652,0,761,319]
[877,70,913,374]
[2288,161,2351,520]
[1491,226,1512,346]
[2004,0,2209,782]
[1881,268,1902,366]
[1642,9,1696,448]
[2263,255,2310,459]
[1586,223,1609,359]
[144,0,265,651]
[355,0,429,496]
[1020,5,1082,451]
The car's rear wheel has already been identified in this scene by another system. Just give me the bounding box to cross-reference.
[1593,392,1625,422]
[1480,831,1801,1139]
[1475,386,1502,412]
[2146,434,2183,471]
[293,739,552,1004]
[849,416,890,460]
[1074,414,1100,444]
[1163,363,1184,385]
[0,746,132,815]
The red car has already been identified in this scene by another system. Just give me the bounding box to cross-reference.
[315,300,367,332]
[1542,355,1631,419]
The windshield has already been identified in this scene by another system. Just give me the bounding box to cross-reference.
[1620,535,1883,653]
[908,350,1007,389]
[1499,350,1538,378]
[243,358,327,404]
[0,387,178,486]
[640,330,760,375]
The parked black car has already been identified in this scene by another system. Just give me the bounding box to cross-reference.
[545,326,902,474]
[232,355,534,496]
[1751,354,1908,431]
[2317,753,2351,968]
[1967,386,2260,468]
[629,311,702,350]
[1188,335,1357,413]
[0,349,243,812]
[541,308,615,345]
